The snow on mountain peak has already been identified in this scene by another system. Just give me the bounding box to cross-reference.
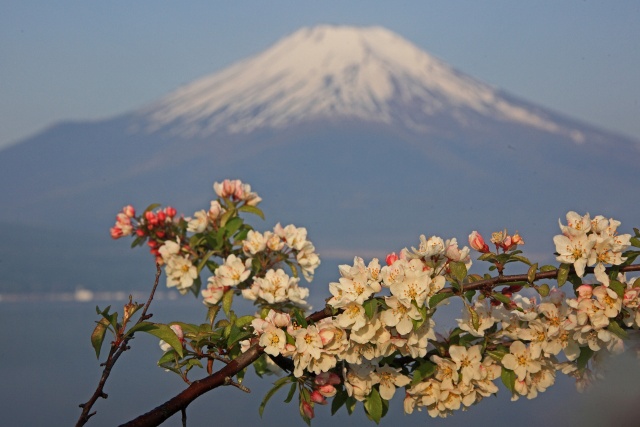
[137,25,583,142]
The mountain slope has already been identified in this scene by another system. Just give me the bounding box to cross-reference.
[136,25,611,145]
[0,25,639,291]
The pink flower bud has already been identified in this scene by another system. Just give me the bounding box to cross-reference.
[316,384,337,397]
[576,284,593,300]
[386,252,399,266]
[501,236,513,250]
[468,231,489,253]
[310,390,327,405]
[233,180,244,200]
[157,211,167,222]
[315,372,341,386]
[301,401,315,419]
[169,324,184,342]
[136,228,145,237]
[511,233,524,246]
[110,226,123,239]
[116,212,131,226]
[122,205,135,218]
[624,288,640,305]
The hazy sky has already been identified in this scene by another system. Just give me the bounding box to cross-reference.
[2,1,639,150]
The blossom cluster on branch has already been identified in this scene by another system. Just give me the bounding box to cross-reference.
[82,180,640,426]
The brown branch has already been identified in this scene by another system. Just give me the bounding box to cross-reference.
[440,263,640,294]
[116,262,640,426]
[76,264,162,427]
[119,344,264,427]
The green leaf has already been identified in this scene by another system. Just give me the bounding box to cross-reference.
[464,290,476,303]
[449,261,467,283]
[501,368,516,394]
[91,317,110,359]
[527,263,538,283]
[259,376,294,417]
[363,298,382,319]
[157,349,179,366]
[609,280,626,299]
[469,305,480,331]
[557,263,570,287]
[207,305,220,325]
[292,309,308,328]
[196,250,216,274]
[143,203,161,213]
[228,325,252,347]
[486,347,508,362]
[577,346,594,371]
[238,204,265,220]
[253,354,268,377]
[508,254,532,266]
[410,360,436,386]
[478,253,497,262]
[345,395,357,415]
[222,290,234,318]
[219,206,236,227]
[234,227,250,244]
[536,283,550,297]
[331,389,349,415]
[127,322,184,358]
[607,320,629,340]
[130,235,145,248]
[285,260,299,279]
[363,387,383,424]
[491,292,511,305]
[428,292,454,308]
[630,236,640,248]
[539,265,557,272]
[236,315,256,328]
[284,382,297,404]
[223,217,244,238]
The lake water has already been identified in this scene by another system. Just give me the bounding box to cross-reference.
[3,298,640,426]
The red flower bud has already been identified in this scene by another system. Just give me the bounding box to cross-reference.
[386,252,399,266]
[310,390,327,405]
[165,206,177,218]
[301,401,315,419]
[110,226,123,239]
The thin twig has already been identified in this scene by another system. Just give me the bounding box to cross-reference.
[76,264,162,427]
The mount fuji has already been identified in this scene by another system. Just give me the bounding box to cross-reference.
[1,25,639,292]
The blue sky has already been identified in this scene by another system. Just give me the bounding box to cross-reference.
[1,1,639,150]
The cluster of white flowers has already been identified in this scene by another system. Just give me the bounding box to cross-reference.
[157,239,198,294]
[200,222,319,307]
[241,268,310,306]
[213,179,262,206]
[404,345,502,417]
[243,216,639,419]
[554,211,631,285]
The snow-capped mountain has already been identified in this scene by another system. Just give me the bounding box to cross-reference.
[1,25,639,293]
[137,25,585,143]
